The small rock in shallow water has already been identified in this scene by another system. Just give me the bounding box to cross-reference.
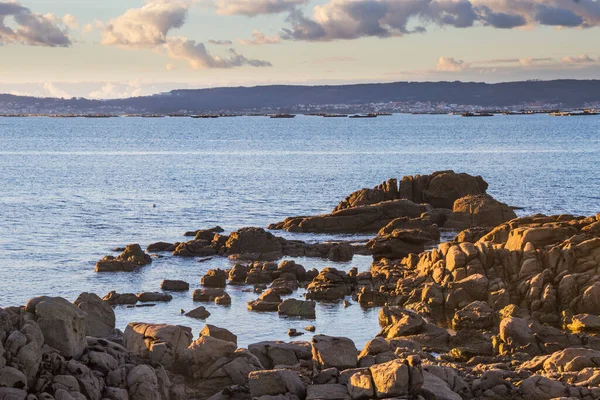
[185,306,211,319]
[305,325,316,332]
[137,292,173,303]
[344,300,352,308]
[215,293,232,306]
[288,329,303,337]
[161,279,189,292]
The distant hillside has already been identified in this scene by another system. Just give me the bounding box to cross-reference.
[2,80,600,114]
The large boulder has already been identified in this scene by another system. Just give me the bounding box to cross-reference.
[123,323,193,370]
[312,335,358,370]
[446,194,517,228]
[248,341,312,369]
[200,325,238,345]
[378,308,425,338]
[127,365,160,400]
[421,371,462,400]
[248,369,306,399]
[504,226,576,251]
[542,348,600,373]
[74,293,115,338]
[183,335,237,375]
[348,369,376,399]
[25,297,87,359]
[518,375,568,400]
[369,359,423,398]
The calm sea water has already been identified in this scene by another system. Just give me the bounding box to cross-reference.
[0,114,598,347]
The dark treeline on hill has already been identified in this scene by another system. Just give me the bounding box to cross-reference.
[2,79,600,114]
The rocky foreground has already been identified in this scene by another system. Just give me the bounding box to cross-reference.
[2,171,600,400]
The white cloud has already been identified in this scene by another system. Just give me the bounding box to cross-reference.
[101,0,189,47]
[88,81,144,99]
[165,37,272,68]
[100,0,273,69]
[0,1,72,46]
[62,14,78,30]
[436,56,466,71]
[216,0,309,16]
[239,30,280,45]
[435,54,600,73]
[42,82,71,98]
[561,54,597,64]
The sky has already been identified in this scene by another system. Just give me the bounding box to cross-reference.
[1,0,599,99]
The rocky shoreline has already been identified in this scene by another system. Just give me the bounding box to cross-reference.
[1,171,600,400]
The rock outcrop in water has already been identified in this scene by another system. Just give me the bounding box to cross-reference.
[268,171,513,234]
[146,227,358,262]
[95,244,152,272]
[334,171,488,212]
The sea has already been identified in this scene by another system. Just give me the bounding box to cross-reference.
[0,114,598,347]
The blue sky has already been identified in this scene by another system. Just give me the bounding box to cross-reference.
[1,0,599,98]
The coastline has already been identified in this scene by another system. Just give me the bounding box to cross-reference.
[2,171,600,399]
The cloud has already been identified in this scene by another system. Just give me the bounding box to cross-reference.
[62,14,78,30]
[216,0,309,16]
[101,0,189,47]
[239,30,280,45]
[280,0,600,42]
[561,54,597,63]
[435,54,599,73]
[208,39,233,45]
[0,1,72,46]
[534,3,584,26]
[436,56,466,71]
[165,37,272,68]
[100,0,273,69]
[88,81,144,99]
[42,82,71,98]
